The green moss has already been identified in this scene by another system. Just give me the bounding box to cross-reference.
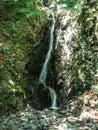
[0,1,48,109]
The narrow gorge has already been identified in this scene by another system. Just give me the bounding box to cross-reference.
[0,0,98,129]
[39,7,57,109]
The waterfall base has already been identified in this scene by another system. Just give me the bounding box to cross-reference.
[35,83,58,109]
[49,107,59,111]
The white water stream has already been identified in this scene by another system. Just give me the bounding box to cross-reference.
[39,11,55,86]
[39,7,57,108]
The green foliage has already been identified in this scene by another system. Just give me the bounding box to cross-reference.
[19,1,42,18]
[19,8,42,18]
[0,0,43,20]
[0,0,48,109]
[63,0,79,7]
[0,93,14,105]
[64,7,80,13]
[71,3,97,92]
[58,0,80,12]
[77,91,82,96]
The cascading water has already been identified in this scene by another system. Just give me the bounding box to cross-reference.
[39,6,57,108]
[48,87,57,108]
[39,11,55,86]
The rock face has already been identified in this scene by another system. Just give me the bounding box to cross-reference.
[0,1,51,112]
[53,7,79,98]
[52,2,98,105]
[0,0,98,111]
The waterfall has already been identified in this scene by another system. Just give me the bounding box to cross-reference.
[48,87,57,108]
[39,8,57,108]
[39,11,55,86]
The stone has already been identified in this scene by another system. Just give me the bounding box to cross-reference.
[24,124,32,129]
[0,105,98,130]
[21,122,27,126]
[67,116,78,124]
[58,122,79,130]
[10,114,16,118]
[18,128,24,130]
[8,120,18,130]
[26,113,37,120]
[31,125,38,130]
[84,126,92,130]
